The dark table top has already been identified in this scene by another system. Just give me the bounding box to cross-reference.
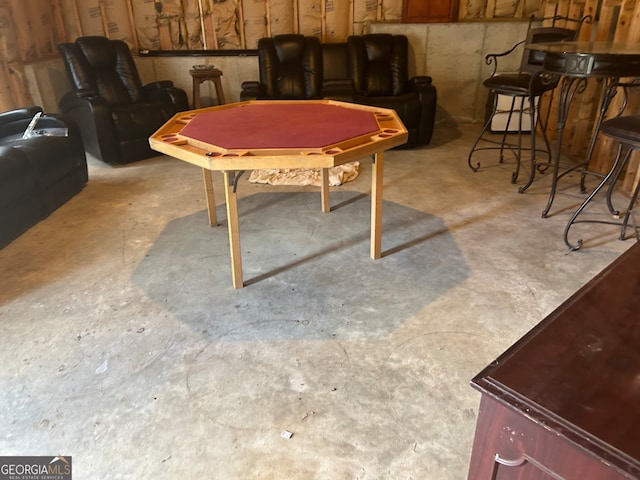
[529,41,640,55]
[472,241,640,476]
[525,41,640,77]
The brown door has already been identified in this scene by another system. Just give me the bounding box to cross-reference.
[403,0,458,23]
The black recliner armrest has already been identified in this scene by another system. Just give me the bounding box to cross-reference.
[143,80,174,91]
[33,113,74,131]
[322,79,355,102]
[408,76,433,89]
[62,88,99,99]
[0,107,43,126]
[412,77,437,145]
[0,107,46,139]
[240,81,265,101]
[241,80,261,90]
[143,85,189,111]
[58,93,122,164]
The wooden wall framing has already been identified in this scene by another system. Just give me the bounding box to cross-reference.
[457,0,640,194]
[0,0,402,108]
[0,0,403,55]
[0,0,638,196]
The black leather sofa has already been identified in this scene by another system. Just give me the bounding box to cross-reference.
[241,34,437,147]
[0,106,87,249]
[58,36,189,165]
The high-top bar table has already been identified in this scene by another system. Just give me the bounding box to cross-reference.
[520,42,640,220]
[468,242,640,479]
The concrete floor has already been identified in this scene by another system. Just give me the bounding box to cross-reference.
[0,125,634,479]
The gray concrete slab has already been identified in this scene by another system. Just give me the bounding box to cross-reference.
[0,125,632,479]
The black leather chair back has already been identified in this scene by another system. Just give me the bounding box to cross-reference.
[348,34,409,97]
[258,34,323,99]
[58,36,145,105]
[241,33,437,147]
[57,36,188,164]
[322,43,349,82]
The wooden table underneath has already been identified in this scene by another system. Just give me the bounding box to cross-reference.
[468,242,640,479]
[149,100,408,288]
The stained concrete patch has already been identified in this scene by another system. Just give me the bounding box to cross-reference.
[133,191,470,341]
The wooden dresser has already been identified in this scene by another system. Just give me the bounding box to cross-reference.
[468,242,640,479]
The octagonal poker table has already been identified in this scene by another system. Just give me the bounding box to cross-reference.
[150,99,408,288]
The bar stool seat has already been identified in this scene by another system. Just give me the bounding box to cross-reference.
[483,73,559,97]
[600,115,640,145]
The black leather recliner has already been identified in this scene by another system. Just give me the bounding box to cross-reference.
[348,34,437,147]
[241,34,323,100]
[240,33,437,147]
[0,106,87,248]
[58,36,189,165]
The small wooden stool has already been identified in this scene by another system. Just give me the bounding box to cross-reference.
[189,68,226,108]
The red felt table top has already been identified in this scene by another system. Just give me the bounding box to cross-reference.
[179,102,382,150]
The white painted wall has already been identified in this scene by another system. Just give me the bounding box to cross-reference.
[25,21,530,126]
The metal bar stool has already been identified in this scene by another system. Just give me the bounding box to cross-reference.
[468,15,589,190]
[564,81,640,250]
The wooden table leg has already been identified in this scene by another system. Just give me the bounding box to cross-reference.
[320,167,330,212]
[223,171,243,288]
[371,152,383,259]
[202,168,217,226]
